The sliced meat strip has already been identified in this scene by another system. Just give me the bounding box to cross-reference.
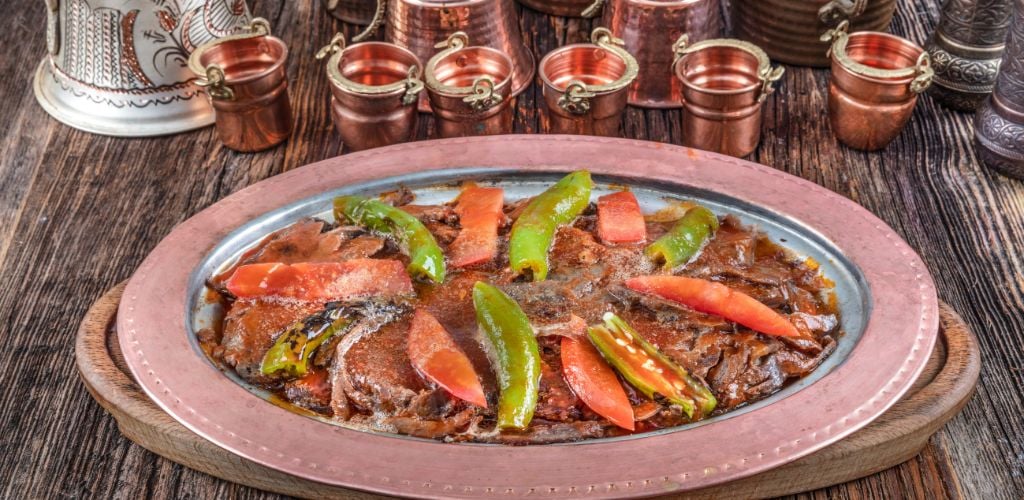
[220,299,322,384]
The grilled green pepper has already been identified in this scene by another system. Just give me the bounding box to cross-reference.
[645,205,719,270]
[472,281,541,430]
[509,171,593,281]
[261,307,351,379]
[334,195,446,283]
[588,312,716,419]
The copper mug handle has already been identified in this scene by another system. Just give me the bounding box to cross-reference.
[558,27,639,115]
[353,0,386,42]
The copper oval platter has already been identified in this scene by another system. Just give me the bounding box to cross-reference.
[118,135,938,498]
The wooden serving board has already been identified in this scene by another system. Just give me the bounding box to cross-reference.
[76,283,980,499]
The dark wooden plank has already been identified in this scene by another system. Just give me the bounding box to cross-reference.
[0,0,1021,498]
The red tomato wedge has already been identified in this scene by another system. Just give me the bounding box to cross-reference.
[560,317,635,431]
[225,259,414,301]
[626,276,800,337]
[407,309,488,407]
[597,191,647,244]
[449,186,505,268]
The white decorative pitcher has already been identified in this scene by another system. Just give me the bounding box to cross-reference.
[33,0,251,136]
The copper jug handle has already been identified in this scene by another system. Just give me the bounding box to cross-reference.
[819,0,868,26]
[190,17,273,101]
[353,0,386,42]
[581,0,605,18]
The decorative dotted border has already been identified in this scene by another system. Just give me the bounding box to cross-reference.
[122,135,937,497]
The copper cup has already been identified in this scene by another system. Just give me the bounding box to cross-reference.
[316,34,424,151]
[425,33,515,138]
[822,21,934,151]
[189,19,292,153]
[539,28,639,137]
[597,0,723,108]
[672,35,784,157]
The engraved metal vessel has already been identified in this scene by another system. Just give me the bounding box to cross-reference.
[926,0,1013,111]
[34,0,251,137]
[975,0,1024,178]
[731,0,898,67]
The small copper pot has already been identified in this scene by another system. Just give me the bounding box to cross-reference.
[597,0,723,108]
[822,21,934,151]
[316,34,424,151]
[539,28,639,137]
[425,33,515,138]
[189,19,292,153]
[672,35,784,157]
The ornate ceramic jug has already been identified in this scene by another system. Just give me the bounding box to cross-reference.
[34,0,251,136]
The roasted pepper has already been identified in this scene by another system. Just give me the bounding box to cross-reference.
[587,312,717,419]
[645,205,719,269]
[226,260,413,301]
[508,171,593,281]
[561,316,635,431]
[448,186,505,268]
[261,307,351,379]
[472,281,541,430]
[626,275,800,337]
[407,309,488,407]
[333,195,446,283]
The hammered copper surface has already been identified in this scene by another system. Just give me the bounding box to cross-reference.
[384,0,535,111]
[975,0,1024,178]
[192,36,292,153]
[118,135,938,498]
[601,0,722,108]
[828,32,930,151]
[326,42,421,151]
[732,0,898,67]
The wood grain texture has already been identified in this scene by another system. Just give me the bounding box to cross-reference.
[74,283,980,499]
[0,0,1021,498]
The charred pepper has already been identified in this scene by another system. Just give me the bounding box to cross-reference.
[645,205,719,269]
[508,171,593,281]
[261,307,351,379]
[333,195,446,283]
[472,281,541,430]
[588,312,717,419]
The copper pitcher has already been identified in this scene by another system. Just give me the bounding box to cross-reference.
[357,0,535,111]
[425,33,515,138]
[823,21,934,151]
[593,0,723,108]
[189,18,292,153]
[672,35,784,157]
[540,28,638,137]
[316,34,424,151]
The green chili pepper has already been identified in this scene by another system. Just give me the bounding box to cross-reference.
[261,307,351,379]
[588,312,717,419]
[509,171,593,281]
[645,205,719,270]
[334,195,446,283]
[472,281,541,430]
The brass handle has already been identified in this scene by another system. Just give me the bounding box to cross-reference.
[403,65,425,106]
[558,80,596,115]
[581,0,605,18]
[353,0,386,42]
[315,32,347,61]
[820,19,850,58]
[195,65,235,101]
[463,76,503,111]
[909,52,934,94]
[818,0,868,26]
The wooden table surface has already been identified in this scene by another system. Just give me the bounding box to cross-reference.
[2,0,1022,498]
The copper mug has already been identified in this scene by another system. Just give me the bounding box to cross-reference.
[822,21,934,151]
[425,33,515,138]
[359,0,535,111]
[594,0,723,108]
[316,34,424,151]
[189,19,292,153]
[672,35,784,157]
[540,28,639,137]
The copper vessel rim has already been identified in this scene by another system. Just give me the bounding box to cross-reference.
[324,41,423,96]
[538,29,640,95]
[425,35,514,98]
[828,31,928,82]
[672,38,772,96]
[188,19,288,87]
